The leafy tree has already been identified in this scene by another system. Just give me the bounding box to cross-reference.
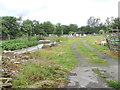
[21,19,33,40]
[68,24,78,32]
[61,25,69,34]
[87,16,101,28]
[1,16,20,40]
[32,20,47,35]
[112,17,120,29]
[55,23,63,36]
[80,26,93,34]
[42,21,55,35]
[105,17,114,26]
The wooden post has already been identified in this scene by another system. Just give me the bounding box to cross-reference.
[8,34,10,40]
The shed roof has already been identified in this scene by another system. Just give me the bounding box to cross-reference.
[76,32,85,34]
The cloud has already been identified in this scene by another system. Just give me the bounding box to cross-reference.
[0,0,119,26]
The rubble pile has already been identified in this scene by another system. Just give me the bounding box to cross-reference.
[1,51,31,88]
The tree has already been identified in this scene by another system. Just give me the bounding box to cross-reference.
[68,24,78,32]
[80,26,93,34]
[61,25,69,34]
[21,19,33,40]
[31,20,46,35]
[99,29,105,34]
[42,21,55,35]
[105,17,114,26]
[87,16,101,28]
[1,16,20,40]
[55,23,63,36]
[112,17,120,29]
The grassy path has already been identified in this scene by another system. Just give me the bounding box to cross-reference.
[83,40,118,66]
[68,36,119,88]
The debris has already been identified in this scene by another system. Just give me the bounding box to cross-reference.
[23,56,29,59]
[13,62,20,64]
[39,40,51,43]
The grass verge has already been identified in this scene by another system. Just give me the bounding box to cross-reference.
[90,59,107,63]
[12,37,77,88]
[86,35,118,59]
[12,61,68,88]
[75,37,107,64]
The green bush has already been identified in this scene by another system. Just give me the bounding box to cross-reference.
[36,35,45,40]
[107,80,120,89]
[45,36,68,42]
[29,36,37,41]
[2,39,40,50]
[29,35,45,41]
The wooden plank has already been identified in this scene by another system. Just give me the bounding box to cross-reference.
[0,78,12,80]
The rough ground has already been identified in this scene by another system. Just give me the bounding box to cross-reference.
[67,40,118,88]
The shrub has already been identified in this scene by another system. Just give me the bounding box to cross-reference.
[107,80,120,89]
[2,39,40,50]
[29,35,45,41]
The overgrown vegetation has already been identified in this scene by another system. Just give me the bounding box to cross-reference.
[12,37,77,88]
[107,80,120,89]
[1,16,119,40]
[45,36,68,43]
[12,61,68,88]
[2,39,40,50]
[86,35,118,58]
[92,68,108,78]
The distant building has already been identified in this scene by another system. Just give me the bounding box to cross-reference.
[74,32,86,37]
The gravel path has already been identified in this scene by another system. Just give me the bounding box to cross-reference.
[67,40,118,88]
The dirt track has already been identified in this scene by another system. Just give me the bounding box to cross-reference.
[67,40,118,88]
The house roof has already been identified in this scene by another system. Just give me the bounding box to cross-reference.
[76,32,85,34]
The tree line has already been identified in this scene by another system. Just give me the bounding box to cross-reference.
[1,16,120,40]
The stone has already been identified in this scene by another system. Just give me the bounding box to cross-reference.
[39,40,51,43]
[85,69,90,72]
[13,62,20,64]
[100,72,106,75]
[68,81,76,87]
[42,44,52,48]
[80,85,86,88]
[10,59,16,62]
[24,56,29,59]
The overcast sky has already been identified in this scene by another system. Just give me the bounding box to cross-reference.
[0,0,119,26]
